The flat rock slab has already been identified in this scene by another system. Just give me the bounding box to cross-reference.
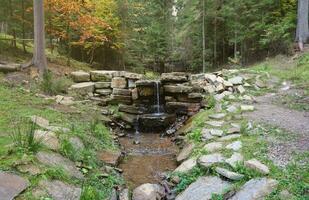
[177,143,195,162]
[218,134,241,141]
[39,180,81,200]
[209,113,226,119]
[36,151,83,179]
[229,178,278,200]
[215,167,244,181]
[0,172,29,200]
[206,121,224,127]
[204,142,223,153]
[226,141,242,151]
[176,176,231,200]
[97,150,122,166]
[174,158,197,173]
[244,159,270,175]
[226,153,244,168]
[34,130,60,151]
[198,153,225,167]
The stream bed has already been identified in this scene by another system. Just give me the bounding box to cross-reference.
[119,133,178,188]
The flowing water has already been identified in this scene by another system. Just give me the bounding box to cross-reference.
[119,133,178,188]
[118,81,178,188]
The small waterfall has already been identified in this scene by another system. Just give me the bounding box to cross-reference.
[155,81,160,114]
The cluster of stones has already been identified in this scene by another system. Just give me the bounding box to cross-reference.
[0,115,125,200]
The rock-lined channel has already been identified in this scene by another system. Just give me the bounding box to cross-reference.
[119,133,178,188]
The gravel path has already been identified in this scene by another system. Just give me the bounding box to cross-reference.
[244,92,309,166]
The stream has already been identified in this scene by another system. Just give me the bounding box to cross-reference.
[119,132,178,188]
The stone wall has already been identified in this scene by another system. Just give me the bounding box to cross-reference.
[69,71,204,130]
[69,69,253,130]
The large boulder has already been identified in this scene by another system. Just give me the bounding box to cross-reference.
[69,82,95,96]
[132,183,165,200]
[71,71,90,82]
[175,176,231,200]
[0,172,29,200]
[90,71,114,82]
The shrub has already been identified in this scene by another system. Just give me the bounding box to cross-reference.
[41,71,72,95]
[10,119,41,153]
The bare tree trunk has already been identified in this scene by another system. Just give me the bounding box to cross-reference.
[33,0,48,75]
[202,0,206,73]
[296,0,309,51]
[21,0,27,53]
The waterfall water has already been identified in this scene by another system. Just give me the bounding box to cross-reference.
[155,81,160,114]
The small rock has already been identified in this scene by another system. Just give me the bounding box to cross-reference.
[69,137,85,151]
[110,189,118,200]
[244,159,270,175]
[237,85,246,94]
[227,127,241,134]
[31,116,49,129]
[210,129,224,136]
[0,172,29,200]
[206,121,224,127]
[132,183,165,200]
[198,153,225,167]
[227,105,238,113]
[226,153,244,168]
[279,190,294,200]
[228,76,243,85]
[209,113,226,120]
[119,188,130,200]
[177,143,195,162]
[218,134,241,141]
[97,150,122,166]
[175,176,231,200]
[215,167,244,181]
[229,178,278,200]
[174,158,197,173]
[240,105,255,112]
[204,142,223,152]
[226,141,242,151]
[201,129,215,141]
[17,164,42,176]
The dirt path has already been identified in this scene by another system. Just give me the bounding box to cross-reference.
[244,91,309,166]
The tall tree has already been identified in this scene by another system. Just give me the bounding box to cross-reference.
[32,0,47,75]
[296,0,309,51]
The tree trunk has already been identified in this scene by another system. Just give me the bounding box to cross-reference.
[22,0,27,53]
[33,0,48,75]
[296,0,309,51]
[202,0,206,73]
